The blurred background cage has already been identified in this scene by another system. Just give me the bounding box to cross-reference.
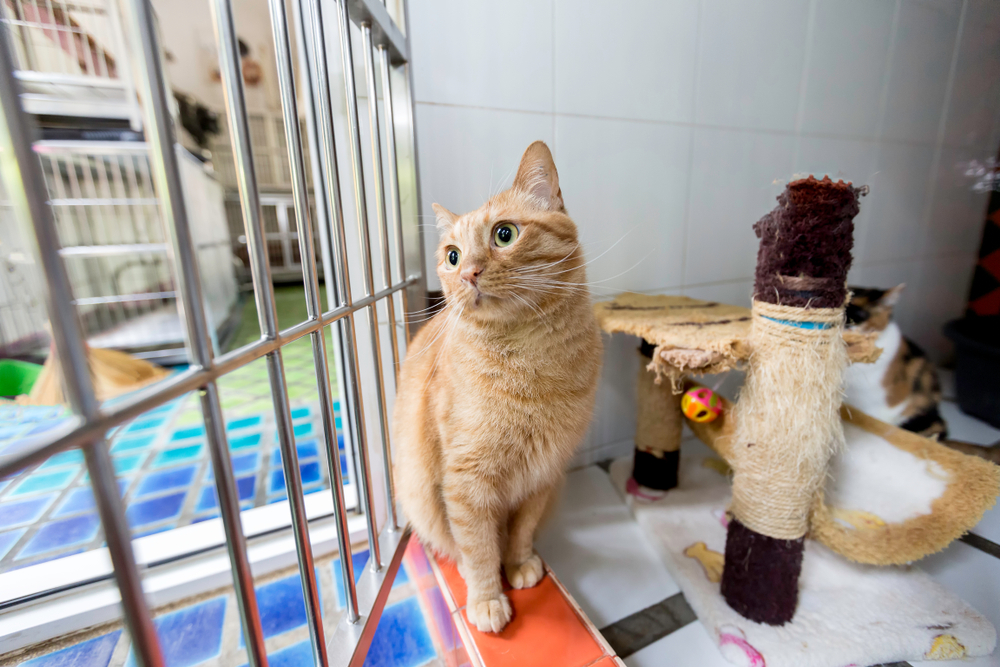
[0,0,239,364]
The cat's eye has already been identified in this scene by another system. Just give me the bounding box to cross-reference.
[446,247,461,267]
[494,223,519,248]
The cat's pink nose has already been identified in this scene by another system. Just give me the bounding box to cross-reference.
[461,265,483,286]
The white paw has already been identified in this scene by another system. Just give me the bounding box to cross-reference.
[505,554,544,589]
[465,593,512,633]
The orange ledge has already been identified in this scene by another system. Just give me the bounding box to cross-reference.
[401,538,625,667]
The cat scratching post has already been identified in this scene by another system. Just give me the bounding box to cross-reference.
[633,341,684,490]
[721,176,864,625]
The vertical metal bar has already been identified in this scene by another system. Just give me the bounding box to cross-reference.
[360,25,397,531]
[337,6,396,545]
[377,45,410,348]
[120,1,268,664]
[300,0,381,572]
[209,0,327,659]
[0,26,163,667]
[291,0,362,527]
[268,0,358,630]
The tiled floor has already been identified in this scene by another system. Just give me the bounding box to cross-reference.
[8,541,467,667]
[0,334,348,574]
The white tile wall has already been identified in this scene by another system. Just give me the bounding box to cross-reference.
[409,0,1000,459]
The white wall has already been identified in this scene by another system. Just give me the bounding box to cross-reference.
[409,0,1000,465]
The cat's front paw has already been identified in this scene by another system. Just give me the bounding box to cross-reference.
[505,554,544,589]
[466,593,512,633]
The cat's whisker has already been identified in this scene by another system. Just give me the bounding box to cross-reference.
[399,306,459,362]
[510,291,544,319]
[428,304,464,378]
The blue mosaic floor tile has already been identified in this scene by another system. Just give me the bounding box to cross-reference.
[110,434,155,454]
[207,452,258,481]
[21,630,121,667]
[170,425,205,441]
[19,513,100,558]
[268,461,321,495]
[270,441,319,466]
[125,491,186,528]
[38,450,84,470]
[9,469,76,497]
[195,476,255,512]
[126,417,166,434]
[127,596,226,667]
[53,481,128,518]
[0,494,56,529]
[294,423,312,438]
[229,433,261,450]
[251,639,313,667]
[112,453,145,475]
[227,415,261,431]
[333,550,372,608]
[291,406,310,420]
[362,597,435,667]
[133,523,176,538]
[0,528,25,559]
[238,572,320,647]
[152,444,203,468]
[135,466,197,499]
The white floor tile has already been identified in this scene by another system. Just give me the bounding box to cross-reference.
[536,466,680,628]
[623,620,730,667]
[940,401,1000,446]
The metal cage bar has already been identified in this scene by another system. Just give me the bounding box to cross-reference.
[0,0,422,662]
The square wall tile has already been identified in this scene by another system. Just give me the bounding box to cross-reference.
[125,491,187,528]
[860,142,935,264]
[684,128,796,285]
[0,528,26,559]
[410,0,553,112]
[555,115,692,294]
[10,469,76,497]
[799,0,895,138]
[924,145,992,257]
[909,253,978,361]
[696,0,810,132]
[880,0,961,143]
[683,280,754,309]
[143,597,226,667]
[0,494,56,529]
[416,103,555,291]
[943,0,1000,148]
[554,0,697,123]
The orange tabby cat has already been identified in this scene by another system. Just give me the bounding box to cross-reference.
[393,142,602,633]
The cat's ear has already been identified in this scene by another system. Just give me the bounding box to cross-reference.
[881,283,905,307]
[432,203,457,233]
[512,141,565,212]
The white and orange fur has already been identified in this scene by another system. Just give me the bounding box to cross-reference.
[393,142,602,633]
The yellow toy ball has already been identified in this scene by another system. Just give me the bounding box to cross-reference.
[682,387,721,423]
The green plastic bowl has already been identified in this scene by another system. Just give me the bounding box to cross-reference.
[0,359,44,397]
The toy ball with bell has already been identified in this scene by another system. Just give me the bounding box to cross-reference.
[682,387,722,423]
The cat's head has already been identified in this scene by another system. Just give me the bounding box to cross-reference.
[845,284,904,332]
[433,141,584,322]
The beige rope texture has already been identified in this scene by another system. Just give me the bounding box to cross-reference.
[730,300,849,540]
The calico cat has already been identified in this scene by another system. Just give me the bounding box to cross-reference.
[393,142,602,633]
[843,285,948,439]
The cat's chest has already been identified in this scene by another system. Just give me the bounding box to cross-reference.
[843,323,907,422]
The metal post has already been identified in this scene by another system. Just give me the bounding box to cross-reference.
[210,0,328,660]
[360,25,398,530]
[302,0,382,573]
[0,24,163,667]
[376,45,410,348]
[120,0,268,664]
[337,7,397,542]
[269,0,358,628]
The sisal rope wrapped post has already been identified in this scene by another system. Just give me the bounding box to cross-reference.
[720,176,865,626]
[633,343,684,490]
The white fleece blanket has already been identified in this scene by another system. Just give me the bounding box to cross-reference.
[609,443,997,667]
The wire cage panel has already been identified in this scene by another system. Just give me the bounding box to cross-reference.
[0,0,425,665]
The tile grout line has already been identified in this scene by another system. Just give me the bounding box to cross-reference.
[960,532,1000,560]
[598,592,697,659]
